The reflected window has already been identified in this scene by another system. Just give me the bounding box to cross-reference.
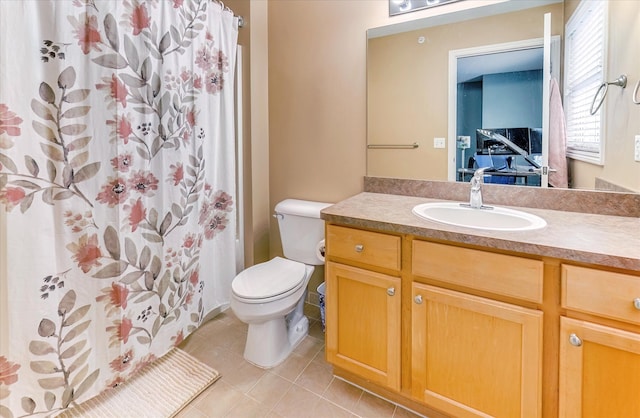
[564,0,607,164]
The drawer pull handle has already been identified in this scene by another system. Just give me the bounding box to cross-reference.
[569,333,583,347]
[414,295,423,304]
[387,287,395,296]
[354,244,364,253]
[634,298,640,310]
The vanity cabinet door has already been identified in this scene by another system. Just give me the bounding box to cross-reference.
[411,283,543,418]
[325,262,401,391]
[559,317,640,418]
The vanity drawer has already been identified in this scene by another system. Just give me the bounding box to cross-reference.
[562,265,640,325]
[412,240,543,303]
[326,225,401,271]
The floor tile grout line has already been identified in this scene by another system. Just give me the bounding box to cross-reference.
[315,375,365,417]
[243,370,289,415]
[270,376,322,417]
[180,312,420,418]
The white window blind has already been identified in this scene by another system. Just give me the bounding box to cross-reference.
[563,0,607,164]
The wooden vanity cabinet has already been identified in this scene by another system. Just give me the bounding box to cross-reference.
[324,222,640,418]
[411,241,544,418]
[559,265,640,418]
[325,225,402,391]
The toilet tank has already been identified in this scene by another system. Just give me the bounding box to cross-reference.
[274,199,333,266]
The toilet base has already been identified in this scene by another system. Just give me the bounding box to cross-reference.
[243,315,309,368]
[288,315,309,348]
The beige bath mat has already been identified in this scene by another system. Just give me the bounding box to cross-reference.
[56,348,220,418]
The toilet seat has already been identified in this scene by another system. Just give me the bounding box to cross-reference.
[232,257,306,301]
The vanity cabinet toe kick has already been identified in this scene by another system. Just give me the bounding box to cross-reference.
[323,222,640,418]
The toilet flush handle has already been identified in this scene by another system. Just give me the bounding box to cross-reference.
[273,212,284,220]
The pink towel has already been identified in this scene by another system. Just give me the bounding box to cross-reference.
[548,78,569,188]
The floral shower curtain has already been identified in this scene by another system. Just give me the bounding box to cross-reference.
[0,1,238,416]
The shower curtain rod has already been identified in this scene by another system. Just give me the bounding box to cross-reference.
[212,0,245,28]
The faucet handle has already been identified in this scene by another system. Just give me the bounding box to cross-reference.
[473,167,491,179]
[471,167,488,188]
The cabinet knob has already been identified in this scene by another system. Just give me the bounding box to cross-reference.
[569,333,582,347]
[387,287,395,296]
[634,298,640,310]
[354,244,364,253]
[414,295,423,304]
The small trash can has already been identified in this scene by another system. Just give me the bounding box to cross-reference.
[317,282,326,331]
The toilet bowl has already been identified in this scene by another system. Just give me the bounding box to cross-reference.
[229,199,332,368]
[230,257,314,368]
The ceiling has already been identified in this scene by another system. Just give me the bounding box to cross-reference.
[457,47,543,83]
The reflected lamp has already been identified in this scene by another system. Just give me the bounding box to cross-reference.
[389,0,463,16]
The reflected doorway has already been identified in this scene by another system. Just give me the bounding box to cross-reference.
[448,37,560,186]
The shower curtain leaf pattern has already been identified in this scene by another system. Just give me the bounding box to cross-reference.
[0,1,237,416]
[27,289,99,411]
[21,65,100,210]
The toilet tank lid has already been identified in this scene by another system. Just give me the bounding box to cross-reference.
[275,199,333,218]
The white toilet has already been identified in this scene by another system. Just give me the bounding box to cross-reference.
[230,199,332,368]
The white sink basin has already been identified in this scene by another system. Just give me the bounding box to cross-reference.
[412,202,546,231]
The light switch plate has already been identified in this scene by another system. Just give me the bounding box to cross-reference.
[434,137,446,149]
[635,135,640,162]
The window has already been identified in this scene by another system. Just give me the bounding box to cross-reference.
[563,0,607,164]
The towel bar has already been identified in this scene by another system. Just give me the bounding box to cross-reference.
[367,142,419,149]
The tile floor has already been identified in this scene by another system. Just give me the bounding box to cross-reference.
[177,311,423,418]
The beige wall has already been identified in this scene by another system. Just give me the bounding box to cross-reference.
[268,0,371,258]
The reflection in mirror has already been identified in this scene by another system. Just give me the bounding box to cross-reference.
[389,0,463,17]
[454,44,547,187]
[367,0,640,193]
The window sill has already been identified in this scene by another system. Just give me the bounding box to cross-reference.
[566,150,604,166]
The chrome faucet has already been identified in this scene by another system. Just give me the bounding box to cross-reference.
[469,167,488,209]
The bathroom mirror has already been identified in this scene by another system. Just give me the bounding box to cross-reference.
[366,0,640,193]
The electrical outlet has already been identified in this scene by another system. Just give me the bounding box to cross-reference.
[635,135,640,162]
[434,137,446,149]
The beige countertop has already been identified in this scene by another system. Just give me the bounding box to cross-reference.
[321,192,640,272]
